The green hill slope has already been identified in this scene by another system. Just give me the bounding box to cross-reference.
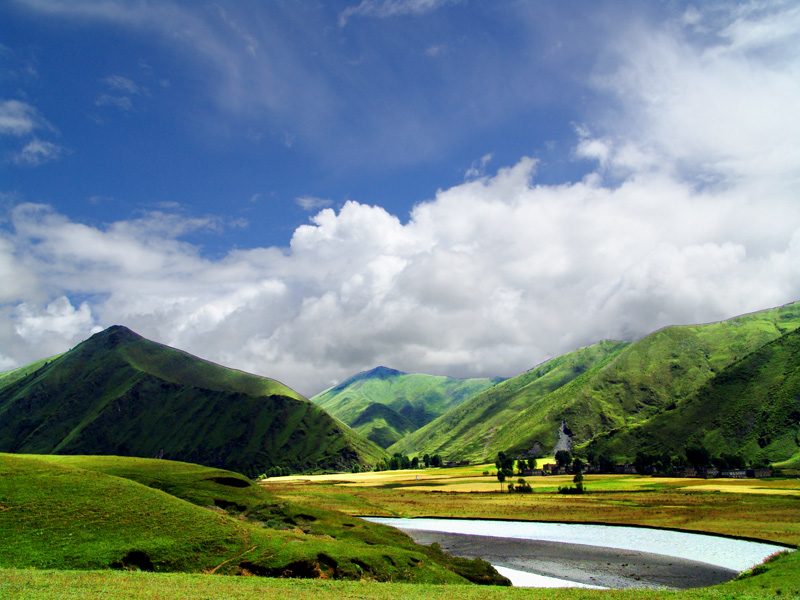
[586,326,800,465]
[389,340,628,461]
[311,366,502,448]
[0,326,385,475]
[392,302,800,463]
[0,453,506,584]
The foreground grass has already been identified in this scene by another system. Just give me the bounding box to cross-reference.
[3,557,800,600]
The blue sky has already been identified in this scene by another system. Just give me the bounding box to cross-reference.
[2,1,799,396]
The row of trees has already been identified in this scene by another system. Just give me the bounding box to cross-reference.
[372,452,443,471]
[259,465,291,478]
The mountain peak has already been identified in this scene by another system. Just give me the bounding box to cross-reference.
[88,325,144,350]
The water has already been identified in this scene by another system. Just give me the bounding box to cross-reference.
[366,517,789,588]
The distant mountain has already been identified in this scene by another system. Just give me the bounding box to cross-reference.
[0,326,385,475]
[586,325,800,467]
[311,366,502,448]
[391,302,800,463]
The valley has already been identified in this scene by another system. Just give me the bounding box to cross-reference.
[2,302,800,598]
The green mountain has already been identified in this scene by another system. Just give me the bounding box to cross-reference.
[0,453,506,584]
[389,340,628,461]
[391,302,800,463]
[311,366,502,448]
[0,326,385,475]
[586,325,800,466]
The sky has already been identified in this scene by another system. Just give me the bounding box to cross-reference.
[1,0,799,397]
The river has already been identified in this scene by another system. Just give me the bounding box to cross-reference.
[365,517,789,589]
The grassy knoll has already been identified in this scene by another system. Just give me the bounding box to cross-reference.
[0,454,504,584]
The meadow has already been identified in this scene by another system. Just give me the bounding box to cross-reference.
[3,460,799,599]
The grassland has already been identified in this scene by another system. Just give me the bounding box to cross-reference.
[0,454,505,585]
[3,463,800,599]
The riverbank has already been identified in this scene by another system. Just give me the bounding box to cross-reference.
[404,530,736,589]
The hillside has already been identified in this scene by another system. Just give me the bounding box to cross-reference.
[311,366,502,448]
[392,302,800,463]
[0,326,385,475]
[389,340,627,460]
[0,453,506,584]
[585,325,800,465]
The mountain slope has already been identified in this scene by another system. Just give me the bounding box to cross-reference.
[585,325,800,465]
[389,340,628,461]
[0,326,385,474]
[392,302,800,462]
[311,366,502,448]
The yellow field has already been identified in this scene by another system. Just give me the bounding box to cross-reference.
[265,466,800,496]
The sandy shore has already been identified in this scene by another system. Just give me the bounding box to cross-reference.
[404,530,738,589]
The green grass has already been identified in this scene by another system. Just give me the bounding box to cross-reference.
[0,453,505,585]
[3,457,800,599]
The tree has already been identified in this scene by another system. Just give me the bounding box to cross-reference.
[423,454,430,468]
[516,459,527,475]
[555,450,572,468]
[685,445,711,469]
[495,451,514,492]
[573,469,584,494]
[411,456,420,469]
[497,469,506,493]
[430,454,442,467]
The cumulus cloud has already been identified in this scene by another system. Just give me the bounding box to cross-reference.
[1,2,799,396]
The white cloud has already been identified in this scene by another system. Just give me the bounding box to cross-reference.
[0,99,54,136]
[2,2,799,397]
[339,0,458,27]
[295,196,333,211]
[10,138,69,166]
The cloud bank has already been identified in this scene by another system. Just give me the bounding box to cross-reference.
[2,3,799,395]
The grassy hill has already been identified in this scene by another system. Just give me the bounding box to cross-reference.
[0,326,385,475]
[311,366,502,448]
[392,302,800,463]
[389,340,627,461]
[585,325,800,465]
[0,453,506,584]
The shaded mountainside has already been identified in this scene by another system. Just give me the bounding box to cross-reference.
[0,453,507,585]
[586,325,800,466]
[311,366,502,448]
[392,302,800,463]
[0,326,385,475]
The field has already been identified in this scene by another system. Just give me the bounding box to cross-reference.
[3,460,799,599]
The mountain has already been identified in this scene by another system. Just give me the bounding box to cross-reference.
[0,326,385,475]
[585,325,800,467]
[311,366,502,448]
[391,302,800,463]
[389,340,627,461]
